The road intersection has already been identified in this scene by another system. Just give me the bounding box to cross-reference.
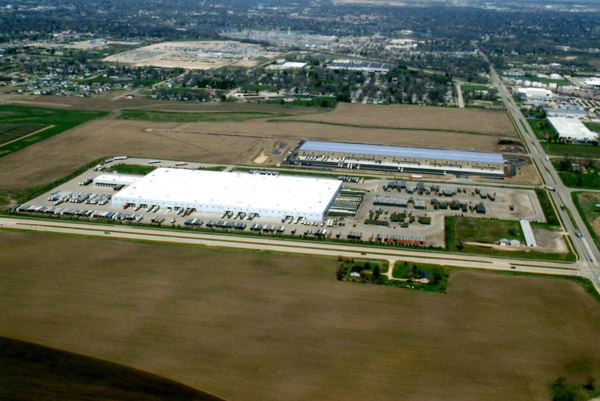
[488,62,600,290]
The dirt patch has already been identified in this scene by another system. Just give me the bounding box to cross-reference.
[533,227,568,254]
[253,149,268,164]
[1,231,599,401]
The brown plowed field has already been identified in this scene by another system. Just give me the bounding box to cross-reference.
[0,119,507,189]
[0,119,285,189]
[0,97,524,190]
[278,103,517,136]
[1,231,599,401]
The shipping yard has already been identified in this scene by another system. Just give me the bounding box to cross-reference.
[12,156,549,249]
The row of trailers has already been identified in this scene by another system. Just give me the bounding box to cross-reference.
[183,218,286,233]
[13,204,144,222]
[367,234,427,246]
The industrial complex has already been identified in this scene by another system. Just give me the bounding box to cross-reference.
[112,168,343,221]
[12,157,549,249]
[547,117,598,142]
[287,140,506,177]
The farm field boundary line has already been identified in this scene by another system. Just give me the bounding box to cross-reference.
[4,214,579,266]
[0,216,581,275]
[0,125,53,148]
[150,128,306,142]
[0,336,229,401]
[269,118,516,137]
[150,127,507,149]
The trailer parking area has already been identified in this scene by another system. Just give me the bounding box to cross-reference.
[11,157,550,250]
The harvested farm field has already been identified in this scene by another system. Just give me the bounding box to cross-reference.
[176,120,506,149]
[0,94,329,115]
[0,119,287,189]
[1,230,599,401]
[277,103,517,136]
[0,116,507,190]
[0,337,224,401]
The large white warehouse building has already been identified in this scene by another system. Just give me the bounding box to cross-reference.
[548,117,598,142]
[113,168,342,221]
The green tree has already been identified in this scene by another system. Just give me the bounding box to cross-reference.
[336,266,345,281]
[372,265,381,282]
[432,266,443,284]
[584,376,595,391]
[553,377,587,401]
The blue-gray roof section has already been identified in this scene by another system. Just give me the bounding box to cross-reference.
[299,141,504,164]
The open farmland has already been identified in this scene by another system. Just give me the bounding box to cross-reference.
[0,109,520,191]
[0,123,49,146]
[0,119,286,189]
[277,103,517,136]
[0,105,108,159]
[0,337,224,401]
[1,230,599,401]
[118,109,292,123]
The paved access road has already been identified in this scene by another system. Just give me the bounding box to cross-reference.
[0,216,587,279]
[485,58,600,290]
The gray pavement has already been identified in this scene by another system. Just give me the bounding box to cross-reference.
[485,57,600,291]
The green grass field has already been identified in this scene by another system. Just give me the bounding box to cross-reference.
[0,105,108,159]
[572,192,600,250]
[535,188,560,226]
[558,171,600,189]
[445,216,574,261]
[527,119,553,140]
[118,109,290,123]
[0,336,223,401]
[584,122,600,132]
[1,230,599,401]
[106,164,156,175]
[0,123,48,145]
[542,142,600,158]
[452,216,525,243]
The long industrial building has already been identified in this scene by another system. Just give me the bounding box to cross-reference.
[112,168,342,221]
[547,117,598,142]
[287,140,505,177]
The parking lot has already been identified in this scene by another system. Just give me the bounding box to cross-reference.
[13,158,546,248]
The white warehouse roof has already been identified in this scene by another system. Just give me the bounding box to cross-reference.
[112,168,342,221]
[94,174,140,186]
[548,117,598,142]
[515,87,554,100]
[520,219,537,248]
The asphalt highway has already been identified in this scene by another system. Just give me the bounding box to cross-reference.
[486,60,600,290]
[0,216,584,279]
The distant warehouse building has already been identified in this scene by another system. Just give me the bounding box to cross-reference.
[326,60,391,73]
[547,117,598,142]
[514,87,554,104]
[542,106,587,120]
[288,140,505,177]
[113,168,342,221]
[93,174,140,188]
